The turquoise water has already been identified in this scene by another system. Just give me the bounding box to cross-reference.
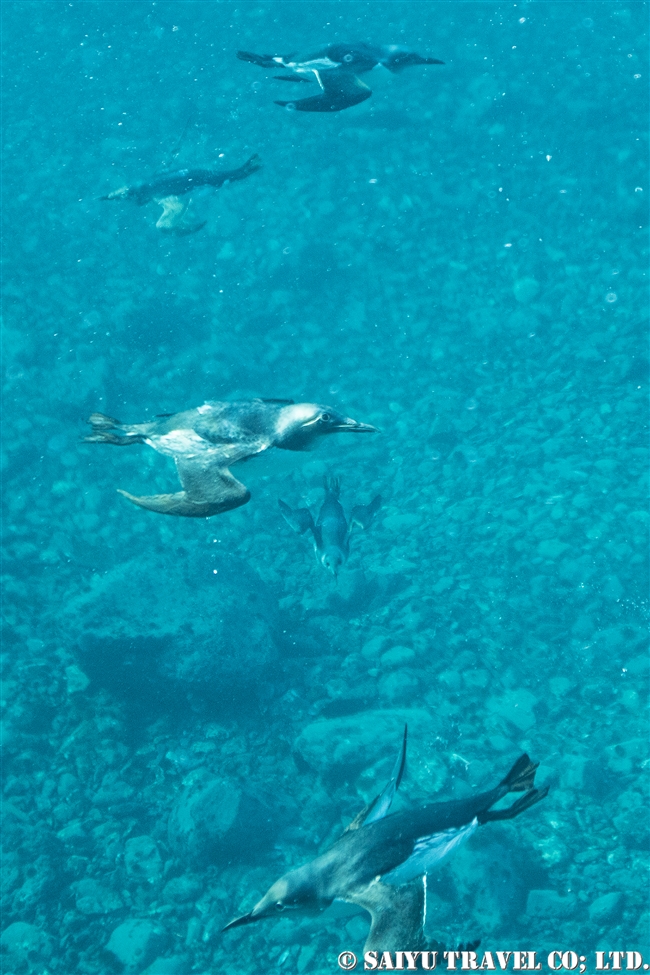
[1,2,648,973]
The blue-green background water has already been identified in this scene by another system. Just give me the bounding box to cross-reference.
[1,2,648,973]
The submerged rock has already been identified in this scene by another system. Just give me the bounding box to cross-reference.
[0,922,51,968]
[168,768,241,861]
[162,874,203,904]
[106,919,168,973]
[64,664,90,694]
[124,835,163,883]
[64,549,280,690]
[72,878,123,915]
[526,889,576,918]
[589,891,623,924]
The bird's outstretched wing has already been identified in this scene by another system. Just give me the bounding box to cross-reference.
[154,195,206,236]
[345,725,407,833]
[345,878,426,953]
[275,69,371,112]
[278,499,316,536]
[118,453,250,517]
[350,495,382,532]
[273,74,313,83]
[382,819,479,886]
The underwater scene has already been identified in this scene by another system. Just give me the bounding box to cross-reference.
[1,2,648,974]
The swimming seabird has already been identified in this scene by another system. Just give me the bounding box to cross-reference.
[100,154,262,234]
[224,728,548,952]
[83,399,378,518]
[279,476,381,576]
[237,43,444,112]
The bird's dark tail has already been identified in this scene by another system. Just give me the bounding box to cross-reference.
[479,786,549,823]
[232,154,262,181]
[83,413,144,446]
[324,476,341,499]
[384,53,445,72]
[499,753,539,793]
[237,50,280,69]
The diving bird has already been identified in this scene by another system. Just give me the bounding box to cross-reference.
[279,477,381,577]
[83,400,377,518]
[223,728,548,952]
[100,154,261,234]
[237,43,444,112]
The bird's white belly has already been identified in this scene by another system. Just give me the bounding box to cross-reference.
[148,430,210,458]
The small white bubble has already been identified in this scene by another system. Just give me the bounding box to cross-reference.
[605,292,617,303]
[518,16,526,23]
[213,569,218,574]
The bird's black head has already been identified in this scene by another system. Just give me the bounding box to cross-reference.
[223,865,326,932]
[274,403,378,451]
[381,47,445,72]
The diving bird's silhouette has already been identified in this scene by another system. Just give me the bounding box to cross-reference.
[84,400,377,518]
[100,154,261,234]
[279,477,381,577]
[224,728,548,952]
[237,43,444,112]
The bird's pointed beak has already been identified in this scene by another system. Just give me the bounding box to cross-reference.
[333,417,379,433]
[222,912,258,932]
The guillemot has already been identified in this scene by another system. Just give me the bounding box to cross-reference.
[279,477,381,576]
[237,44,444,112]
[100,154,261,234]
[84,399,377,517]
[224,728,547,952]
